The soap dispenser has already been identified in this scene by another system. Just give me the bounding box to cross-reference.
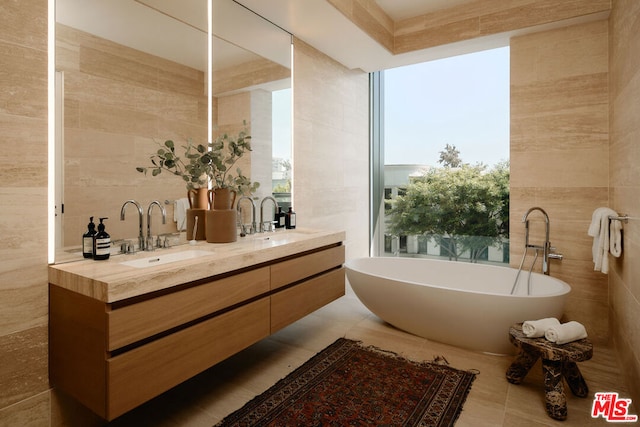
[285,207,296,229]
[275,207,285,229]
[82,217,97,259]
[93,217,111,260]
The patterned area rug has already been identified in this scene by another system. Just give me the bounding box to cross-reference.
[215,338,476,426]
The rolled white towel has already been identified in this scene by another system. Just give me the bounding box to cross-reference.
[610,218,623,258]
[545,321,588,344]
[522,317,561,338]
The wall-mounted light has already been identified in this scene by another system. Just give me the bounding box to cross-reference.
[207,0,212,148]
[48,0,56,264]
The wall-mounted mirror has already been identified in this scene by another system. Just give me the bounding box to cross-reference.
[54,0,292,262]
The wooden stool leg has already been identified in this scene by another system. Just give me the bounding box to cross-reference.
[563,361,589,397]
[506,350,539,384]
[542,359,567,421]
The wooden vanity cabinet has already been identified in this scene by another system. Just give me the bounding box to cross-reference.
[49,243,344,421]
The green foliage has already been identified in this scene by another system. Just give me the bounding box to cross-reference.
[136,139,210,190]
[136,122,260,195]
[387,160,509,261]
[438,143,462,168]
[273,181,291,193]
[207,127,259,196]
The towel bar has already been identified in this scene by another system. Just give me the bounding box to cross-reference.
[608,214,629,223]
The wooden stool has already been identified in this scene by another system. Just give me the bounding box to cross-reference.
[506,323,593,420]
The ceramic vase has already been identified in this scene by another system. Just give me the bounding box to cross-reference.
[211,187,236,210]
[205,187,238,243]
[187,188,212,209]
[205,209,237,243]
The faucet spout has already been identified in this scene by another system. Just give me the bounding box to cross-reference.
[522,207,552,274]
[259,196,279,232]
[120,200,144,251]
[146,200,166,251]
[237,196,257,235]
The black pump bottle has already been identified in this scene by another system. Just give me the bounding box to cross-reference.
[83,217,97,258]
[93,217,111,260]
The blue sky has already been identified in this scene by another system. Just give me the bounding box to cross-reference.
[384,46,510,166]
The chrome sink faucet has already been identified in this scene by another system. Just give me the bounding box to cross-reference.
[260,196,279,232]
[146,200,166,251]
[120,200,144,252]
[237,196,257,235]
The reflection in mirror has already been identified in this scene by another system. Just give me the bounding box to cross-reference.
[54,0,291,263]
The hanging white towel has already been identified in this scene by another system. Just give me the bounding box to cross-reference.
[610,218,623,257]
[545,321,588,344]
[174,198,190,231]
[587,207,621,274]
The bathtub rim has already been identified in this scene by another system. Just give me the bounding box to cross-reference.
[345,256,572,298]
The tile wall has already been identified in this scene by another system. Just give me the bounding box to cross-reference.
[609,0,640,406]
[0,0,50,425]
[510,20,610,342]
[292,38,370,260]
[56,24,208,244]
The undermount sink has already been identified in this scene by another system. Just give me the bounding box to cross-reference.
[120,250,211,269]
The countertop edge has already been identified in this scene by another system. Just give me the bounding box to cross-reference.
[49,229,346,303]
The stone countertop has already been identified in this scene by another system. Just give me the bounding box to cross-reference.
[49,228,346,303]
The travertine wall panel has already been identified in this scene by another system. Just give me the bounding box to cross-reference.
[56,24,207,245]
[293,38,369,260]
[213,57,290,96]
[0,0,50,425]
[510,20,610,343]
[609,0,640,407]
[327,0,394,52]
[328,0,611,55]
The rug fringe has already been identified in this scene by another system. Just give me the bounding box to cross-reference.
[431,355,450,365]
[352,339,481,376]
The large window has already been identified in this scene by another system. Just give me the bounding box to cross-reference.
[371,47,510,263]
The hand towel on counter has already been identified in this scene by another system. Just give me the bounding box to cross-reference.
[588,207,622,274]
[522,317,561,338]
[174,198,190,231]
[544,321,588,345]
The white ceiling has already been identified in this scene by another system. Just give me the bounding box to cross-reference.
[56,0,609,75]
[55,0,290,72]
[235,0,608,73]
[235,0,505,72]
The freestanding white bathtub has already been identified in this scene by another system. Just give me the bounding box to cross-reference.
[345,257,571,355]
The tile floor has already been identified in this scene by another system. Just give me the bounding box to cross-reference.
[96,286,631,426]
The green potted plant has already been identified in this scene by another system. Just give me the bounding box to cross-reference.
[207,125,259,209]
[136,123,260,209]
[136,139,210,190]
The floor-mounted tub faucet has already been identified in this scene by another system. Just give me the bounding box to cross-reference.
[146,200,166,251]
[237,196,257,235]
[259,196,279,232]
[522,207,562,275]
[120,200,144,252]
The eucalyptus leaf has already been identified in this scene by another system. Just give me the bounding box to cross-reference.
[136,121,259,194]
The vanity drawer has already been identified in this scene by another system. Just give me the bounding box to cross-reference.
[271,267,345,333]
[270,244,344,290]
[106,297,270,419]
[107,266,270,351]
